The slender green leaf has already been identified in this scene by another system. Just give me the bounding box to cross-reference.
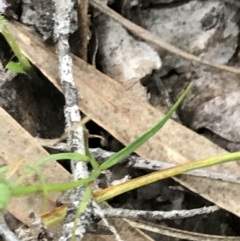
[0,166,8,174]
[84,127,99,170]
[17,153,89,184]
[0,181,11,211]
[0,15,32,72]
[71,185,92,241]
[99,83,192,171]
[9,84,192,198]
[95,151,240,202]
[33,153,89,168]
[21,164,48,208]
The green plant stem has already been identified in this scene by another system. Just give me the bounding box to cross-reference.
[17,153,89,185]
[71,185,92,241]
[0,16,32,72]
[84,127,99,170]
[10,169,100,196]
[95,151,240,202]
[99,83,192,171]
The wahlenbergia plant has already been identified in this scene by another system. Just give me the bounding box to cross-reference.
[0,83,191,210]
[2,15,240,231]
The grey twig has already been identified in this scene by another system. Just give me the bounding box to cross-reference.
[53,1,121,240]
[93,202,125,241]
[101,205,219,220]
[53,1,93,240]
[54,0,87,180]
[0,223,20,241]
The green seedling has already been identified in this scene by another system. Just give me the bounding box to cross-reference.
[0,83,192,204]
[0,15,32,74]
[0,153,90,213]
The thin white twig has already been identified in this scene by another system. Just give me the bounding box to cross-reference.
[102,205,219,220]
[54,2,87,180]
[93,203,125,241]
[53,2,111,241]
[53,0,93,240]
[0,223,20,241]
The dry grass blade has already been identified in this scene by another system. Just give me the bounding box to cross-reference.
[128,220,240,241]
[94,152,240,202]
[5,157,23,179]
[0,107,71,225]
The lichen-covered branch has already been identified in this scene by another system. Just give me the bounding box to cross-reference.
[53,0,91,240]
[101,205,219,220]
[53,1,119,240]
[0,223,20,241]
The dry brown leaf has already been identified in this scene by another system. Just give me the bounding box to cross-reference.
[158,65,240,152]
[0,107,71,225]
[128,0,238,74]
[89,0,240,75]
[7,21,240,218]
[190,91,240,142]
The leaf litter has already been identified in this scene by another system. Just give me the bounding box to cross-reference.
[2,1,238,241]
